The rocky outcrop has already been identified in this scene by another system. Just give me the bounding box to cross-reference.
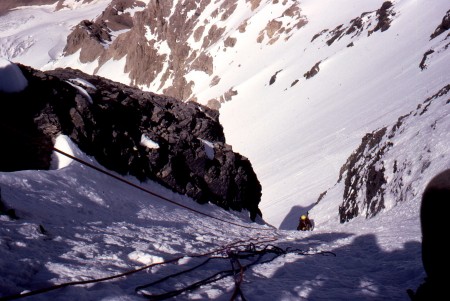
[420,10,450,70]
[257,3,307,45]
[62,0,216,102]
[302,1,396,85]
[303,61,321,79]
[337,128,390,223]
[61,0,307,105]
[367,1,394,35]
[0,64,262,221]
[311,1,395,46]
[65,20,112,63]
[333,84,450,223]
[430,9,450,40]
[419,50,435,70]
[269,70,282,85]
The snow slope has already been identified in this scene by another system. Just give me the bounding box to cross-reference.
[219,0,450,227]
[2,0,446,228]
[1,1,448,228]
[0,0,449,299]
[0,134,424,300]
[0,58,28,92]
[0,0,110,68]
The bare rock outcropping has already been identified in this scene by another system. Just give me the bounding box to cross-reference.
[0,64,262,221]
[311,1,395,47]
[420,10,450,70]
[62,0,308,105]
[316,83,450,223]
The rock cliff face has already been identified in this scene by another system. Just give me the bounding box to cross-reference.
[61,0,308,105]
[309,6,450,224]
[420,9,450,70]
[333,84,450,223]
[310,1,395,47]
[55,1,403,108]
[0,64,262,220]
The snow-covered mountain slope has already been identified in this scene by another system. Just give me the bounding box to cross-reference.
[0,61,429,299]
[0,134,426,300]
[0,0,111,68]
[219,0,450,228]
[0,136,268,300]
[313,83,450,229]
[0,1,449,299]
[0,0,449,228]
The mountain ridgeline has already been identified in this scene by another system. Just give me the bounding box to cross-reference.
[314,9,450,223]
[61,0,309,107]
[0,65,262,221]
[334,84,450,223]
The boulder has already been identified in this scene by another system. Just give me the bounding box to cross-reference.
[0,64,262,221]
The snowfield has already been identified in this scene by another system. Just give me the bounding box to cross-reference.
[0,57,28,92]
[0,135,424,300]
[1,0,449,300]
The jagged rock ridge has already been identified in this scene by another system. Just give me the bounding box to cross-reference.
[0,65,262,220]
[62,0,308,105]
[333,84,450,223]
[278,1,397,90]
[308,6,450,224]
[420,9,450,70]
[311,1,395,47]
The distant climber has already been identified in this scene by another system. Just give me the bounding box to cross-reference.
[297,213,313,231]
[407,169,450,300]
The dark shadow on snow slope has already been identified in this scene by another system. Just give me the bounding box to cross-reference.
[0,178,188,300]
[251,233,424,300]
[279,204,316,230]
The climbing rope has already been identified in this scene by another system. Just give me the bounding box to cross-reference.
[0,133,337,301]
[229,249,247,301]
[135,242,336,300]
[1,120,275,231]
[0,237,279,301]
[53,147,275,231]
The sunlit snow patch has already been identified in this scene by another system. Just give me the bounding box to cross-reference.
[140,134,159,149]
[67,78,97,90]
[128,251,163,265]
[57,0,98,10]
[43,49,99,74]
[50,135,77,169]
[107,28,131,46]
[65,80,93,104]
[96,56,131,86]
[122,1,148,17]
[0,57,28,93]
